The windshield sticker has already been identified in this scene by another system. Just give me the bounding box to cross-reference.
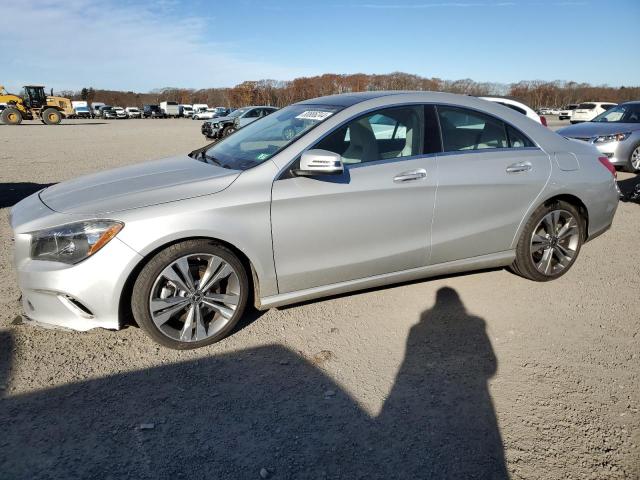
[256,153,270,160]
[295,110,334,121]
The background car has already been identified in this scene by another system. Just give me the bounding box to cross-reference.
[9,91,618,349]
[98,105,117,119]
[192,108,220,120]
[481,96,547,126]
[201,106,277,139]
[113,107,128,119]
[571,102,617,124]
[125,107,142,118]
[557,101,640,172]
[73,106,92,119]
[143,104,164,118]
[559,104,578,120]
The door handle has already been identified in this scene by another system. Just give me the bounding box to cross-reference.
[393,168,427,183]
[506,161,532,173]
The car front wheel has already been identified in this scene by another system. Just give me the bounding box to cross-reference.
[627,145,640,173]
[511,201,584,282]
[132,240,249,349]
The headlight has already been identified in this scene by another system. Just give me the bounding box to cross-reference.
[213,123,220,128]
[594,132,631,144]
[30,220,123,264]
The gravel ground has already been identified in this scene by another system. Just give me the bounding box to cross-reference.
[0,118,638,479]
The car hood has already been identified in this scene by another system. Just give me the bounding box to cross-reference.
[39,155,240,214]
[557,122,640,137]
[205,115,234,124]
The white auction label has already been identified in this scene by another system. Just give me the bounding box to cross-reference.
[295,110,334,121]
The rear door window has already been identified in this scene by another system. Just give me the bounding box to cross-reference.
[437,106,508,152]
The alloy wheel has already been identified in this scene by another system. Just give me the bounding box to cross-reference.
[530,210,580,276]
[149,253,241,342]
[632,146,640,171]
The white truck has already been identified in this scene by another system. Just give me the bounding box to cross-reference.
[192,104,209,116]
[160,101,180,118]
[179,104,194,118]
[91,102,105,117]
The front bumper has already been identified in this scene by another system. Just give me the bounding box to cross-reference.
[201,122,221,138]
[567,136,633,166]
[11,197,143,331]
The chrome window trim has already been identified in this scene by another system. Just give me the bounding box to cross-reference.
[436,146,541,158]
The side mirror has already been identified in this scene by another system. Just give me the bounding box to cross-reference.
[293,149,344,176]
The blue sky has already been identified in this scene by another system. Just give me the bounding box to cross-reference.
[1,0,639,92]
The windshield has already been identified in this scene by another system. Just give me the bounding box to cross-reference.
[201,104,342,170]
[592,104,640,123]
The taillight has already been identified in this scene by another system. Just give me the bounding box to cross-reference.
[598,156,616,178]
[540,115,548,127]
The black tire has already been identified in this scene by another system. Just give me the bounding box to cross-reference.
[511,200,584,282]
[222,125,235,137]
[1,107,23,125]
[132,240,249,349]
[42,108,62,125]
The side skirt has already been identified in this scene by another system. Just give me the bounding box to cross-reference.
[257,250,515,310]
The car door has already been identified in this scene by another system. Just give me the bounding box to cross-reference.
[429,105,551,265]
[271,105,439,293]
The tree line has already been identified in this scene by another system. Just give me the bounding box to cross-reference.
[57,73,639,110]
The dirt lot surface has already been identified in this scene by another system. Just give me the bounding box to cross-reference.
[1,118,638,479]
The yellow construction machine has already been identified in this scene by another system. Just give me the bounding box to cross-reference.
[0,85,73,125]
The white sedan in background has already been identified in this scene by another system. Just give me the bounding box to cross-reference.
[481,97,547,126]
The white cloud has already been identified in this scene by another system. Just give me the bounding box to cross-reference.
[0,0,309,92]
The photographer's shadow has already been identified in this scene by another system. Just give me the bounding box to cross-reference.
[375,287,507,478]
[0,287,508,479]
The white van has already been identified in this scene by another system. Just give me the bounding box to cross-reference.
[179,104,194,118]
[160,101,180,118]
[192,104,209,115]
[91,102,105,117]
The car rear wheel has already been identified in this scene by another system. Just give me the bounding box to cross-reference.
[132,240,249,349]
[627,145,640,173]
[512,201,584,282]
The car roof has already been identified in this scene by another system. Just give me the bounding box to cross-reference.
[297,91,410,107]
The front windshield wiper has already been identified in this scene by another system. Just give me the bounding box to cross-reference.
[202,152,227,168]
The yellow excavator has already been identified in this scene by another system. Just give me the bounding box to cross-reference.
[0,85,73,125]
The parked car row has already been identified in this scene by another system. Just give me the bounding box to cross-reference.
[538,102,618,123]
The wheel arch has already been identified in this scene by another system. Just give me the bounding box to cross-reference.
[118,236,260,328]
[512,193,590,250]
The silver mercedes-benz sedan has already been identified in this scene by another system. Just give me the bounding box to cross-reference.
[10,91,619,349]
[557,101,640,173]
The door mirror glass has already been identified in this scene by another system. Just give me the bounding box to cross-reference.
[294,149,344,176]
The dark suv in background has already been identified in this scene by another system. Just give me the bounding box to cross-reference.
[143,104,165,118]
[201,106,277,140]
